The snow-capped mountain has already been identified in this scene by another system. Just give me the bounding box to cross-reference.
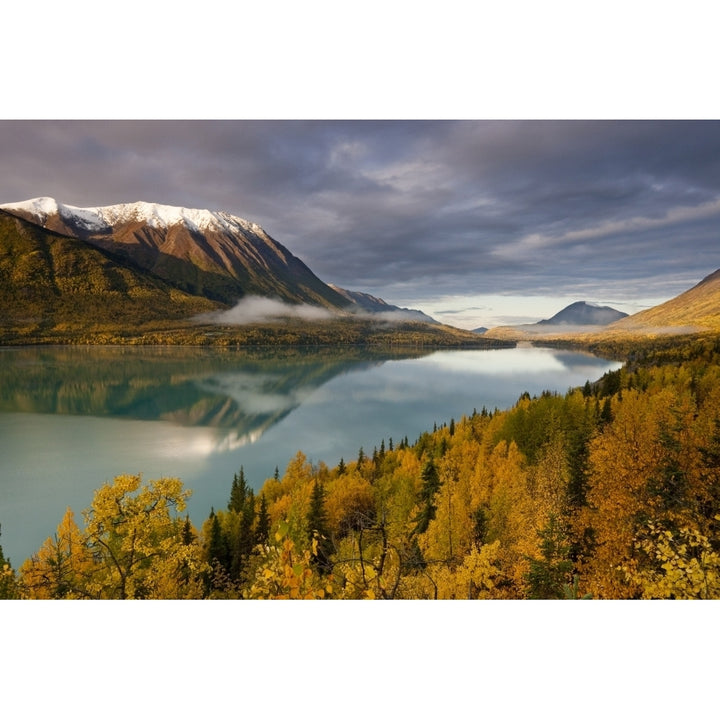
[0,197,350,309]
[2,197,266,236]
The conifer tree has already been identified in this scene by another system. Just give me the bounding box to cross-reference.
[255,494,270,546]
[228,466,247,513]
[306,481,333,573]
[207,509,230,571]
[411,459,442,537]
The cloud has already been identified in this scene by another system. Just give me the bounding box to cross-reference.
[194,296,337,325]
[2,120,720,309]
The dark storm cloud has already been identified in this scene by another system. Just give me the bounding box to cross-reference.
[2,120,719,302]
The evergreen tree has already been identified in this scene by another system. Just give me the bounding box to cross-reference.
[306,481,333,573]
[411,459,442,536]
[226,468,256,579]
[207,509,230,571]
[525,514,574,599]
[228,466,248,513]
[255,494,270,546]
[181,515,194,545]
[337,457,346,475]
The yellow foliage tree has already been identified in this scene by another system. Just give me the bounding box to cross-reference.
[20,508,95,599]
[622,522,720,599]
[80,474,208,599]
[244,522,334,599]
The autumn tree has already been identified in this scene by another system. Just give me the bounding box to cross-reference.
[0,524,20,599]
[20,508,94,599]
[80,474,207,599]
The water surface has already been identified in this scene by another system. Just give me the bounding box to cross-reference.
[0,344,621,564]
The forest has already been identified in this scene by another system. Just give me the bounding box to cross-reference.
[3,333,720,599]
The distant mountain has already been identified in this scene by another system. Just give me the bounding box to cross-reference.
[1,197,350,309]
[608,269,720,334]
[537,301,628,326]
[471,327,488,334]
[484,300,627,341]
[329,285,438,323]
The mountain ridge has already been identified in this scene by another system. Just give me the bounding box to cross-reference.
[0,202,495,347]
[0,197,351,309]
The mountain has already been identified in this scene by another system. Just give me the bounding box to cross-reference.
[328,285,439,323]
[0,209,218,339]
[485,300,628,340]
[0,197,351,309]
[537,301,627,326]
[0,199,484,345]
[471,327,488,334]
[607,269,720,334]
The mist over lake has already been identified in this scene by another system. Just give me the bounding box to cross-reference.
[0,344,621,565]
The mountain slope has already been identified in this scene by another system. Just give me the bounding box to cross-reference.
[537,301,627,326]
[0,198,351,309]
[606,269,720,334]
[329,285,438,323]
[0,210,219,340]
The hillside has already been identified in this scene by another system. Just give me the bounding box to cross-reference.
[0,211,219,342]
[606,269,720,334]
[487,276,720,343]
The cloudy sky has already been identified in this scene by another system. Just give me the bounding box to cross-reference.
[2,119,719,328]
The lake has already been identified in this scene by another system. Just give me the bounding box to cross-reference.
[0,344,622,565]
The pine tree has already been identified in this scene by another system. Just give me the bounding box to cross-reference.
[255,494,270,546]
[411,459,442,536]
[337,457,346,475]
[525,514,574,599]
[181,515,194,545]
[306,481,333,573]
[207,509,230,571]
[228,466,247,513]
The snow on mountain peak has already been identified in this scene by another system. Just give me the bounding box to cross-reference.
[0,197,262,236]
